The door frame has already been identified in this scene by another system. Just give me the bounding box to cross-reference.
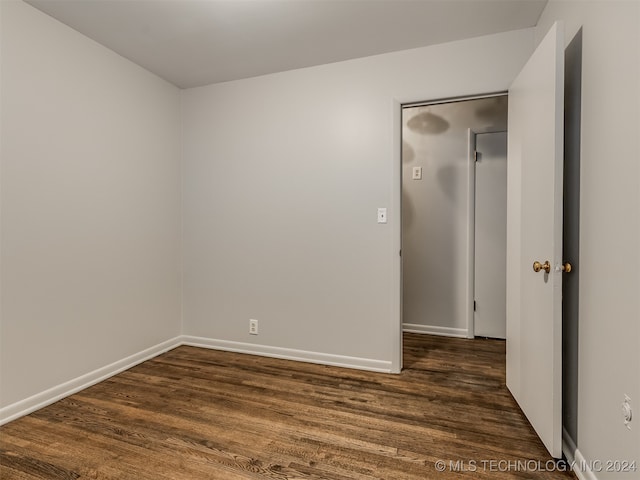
[393,92,507,372]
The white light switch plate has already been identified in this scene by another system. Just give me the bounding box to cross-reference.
[412,166,422,180]
[377,208,387,224]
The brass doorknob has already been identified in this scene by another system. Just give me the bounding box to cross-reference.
[560,262,572,273]
[533,260,551,273]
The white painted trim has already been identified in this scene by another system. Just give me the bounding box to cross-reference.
[466,128,477,339]
[562,427,578,463]
[403,323,469,338]
[402,92,511,109]
[0,337,182,426]
[182,336,393,373]
[391,97,403,373]
[570,448,599,480]
[562,427,598,480]
[562,426,578,464]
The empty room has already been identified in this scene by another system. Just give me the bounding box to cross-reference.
[1,0,638,479]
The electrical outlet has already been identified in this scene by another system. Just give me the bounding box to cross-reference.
[377,207,387,224]
[249,319,258,335]
[622,395,632,430]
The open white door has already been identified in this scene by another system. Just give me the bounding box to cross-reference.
[506,22,565,458]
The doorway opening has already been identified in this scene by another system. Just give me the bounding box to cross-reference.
[401,94,508,343]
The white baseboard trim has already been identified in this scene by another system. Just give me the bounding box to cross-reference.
[403,323,469,338]
[563,426,578,464]
[0,337,182,426]
[571,448,599,480]
[563,427,599,480]
[181,336,393,373]
[1,334,394,426]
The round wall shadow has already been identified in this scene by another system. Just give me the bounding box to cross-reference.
[407,111,450,135]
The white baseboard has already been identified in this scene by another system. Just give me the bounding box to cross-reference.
[563,427,599,480]
[181,336,393,373]
[0,337,182,426]
[403,323,469,338]
[571,448,600,480]
[1,335,392,426]
[563,426,578,464]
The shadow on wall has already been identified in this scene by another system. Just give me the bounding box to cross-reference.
[436,164,462,202]
[407,111,450,135]
[402,140,415,164]
[402,161,465,224]
[402,189,415,229]
[474,96,508,128]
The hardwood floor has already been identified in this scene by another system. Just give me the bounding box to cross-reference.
[1,334,575,479]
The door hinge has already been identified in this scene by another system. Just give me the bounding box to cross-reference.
[399,249,402,257]
[474,300,477,311]
[474,150,479,162]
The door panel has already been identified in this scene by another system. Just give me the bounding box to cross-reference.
[506,22,564,458]
[474,132,507,339]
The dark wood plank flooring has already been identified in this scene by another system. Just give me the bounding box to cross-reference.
[1,334,575,479]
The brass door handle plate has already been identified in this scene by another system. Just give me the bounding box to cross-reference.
[533,261,551,273]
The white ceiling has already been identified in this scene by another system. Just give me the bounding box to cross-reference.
[25,0,547,89]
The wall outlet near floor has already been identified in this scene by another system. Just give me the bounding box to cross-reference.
[622,395,632,430]
[249,319,259,335]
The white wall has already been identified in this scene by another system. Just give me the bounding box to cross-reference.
[535,1,640,477]
[181,29,534,371]
[0,1,182,411]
